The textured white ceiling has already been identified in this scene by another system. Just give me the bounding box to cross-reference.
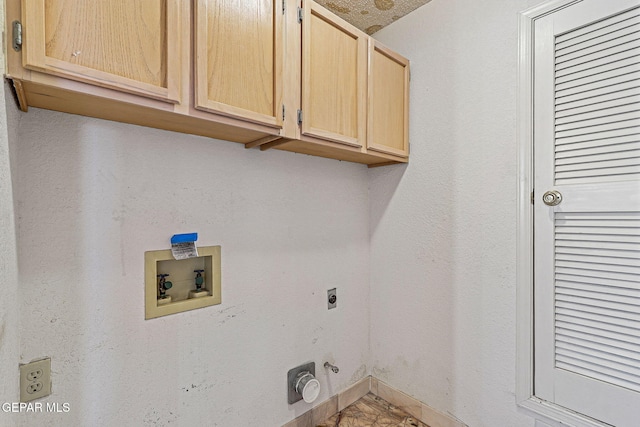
[314,0,432,34]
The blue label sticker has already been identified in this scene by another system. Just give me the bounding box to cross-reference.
[170,233,198,244]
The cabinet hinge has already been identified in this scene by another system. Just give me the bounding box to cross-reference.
[282,0,286,14]
[12,21,22,52]
[297,109,303,125]
[531,190,534,205]
[282,104,286,121]
[297,7,303,23]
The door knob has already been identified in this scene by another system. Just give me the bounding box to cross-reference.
[542,190,562,206]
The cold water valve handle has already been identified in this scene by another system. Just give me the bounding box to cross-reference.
[157,274,173,298]
[194,269,205,291]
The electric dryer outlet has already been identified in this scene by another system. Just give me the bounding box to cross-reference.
[327,288,337,309]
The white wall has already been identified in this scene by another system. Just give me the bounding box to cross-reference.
[0,0,22,415]
[4,0,556,425]
[370,0,539,426]
[11,110,371,426]
[0,84,21,426]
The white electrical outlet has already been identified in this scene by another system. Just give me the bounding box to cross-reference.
[20,358,51,402]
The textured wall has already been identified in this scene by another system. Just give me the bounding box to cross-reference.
[11,110,370,426]
[370,0,539,426]
[0,96,20,406]
[4,0,559,425]
[0,84,21,425]
[0,0,22,413]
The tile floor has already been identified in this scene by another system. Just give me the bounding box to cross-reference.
[317,393,429,427]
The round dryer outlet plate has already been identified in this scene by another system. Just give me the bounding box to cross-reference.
[287,361,316,404]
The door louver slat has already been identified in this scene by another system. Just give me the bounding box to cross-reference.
[557,32,640,65]
[557,20,640,56]
[555,212,640,220]
[557,253,640,268]
[556,87,640,113]
[557,285,640,306]
[557,248,640,261]
[557,300,640,323]
[557,266,639,282]
[556,70,640,102]
[557,273,640,291]
[556,101,640,126]
[556,55,640,80]
[555,78,640,106]
[556,20,640,58]
[557,341,640,371]
[555,110,640,131]
[557,311,640,333]
[556,134,640,152]
[554,210,640,393]
[555,56,638,84]
[556,239,639,251]
[555,168,640,185]
[556,8,640,45]
[555,357,640,393]
[556,140,640,159]
[556,149,640,166]
[557,329,640,360]
[555,63,640,93]
[556,129,640,146]
[556,347,640,378]
[555,46,640,75]
[554,14,640,184]
[556,326,640,353]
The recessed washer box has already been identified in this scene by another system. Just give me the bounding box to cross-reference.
[144,246,221,319]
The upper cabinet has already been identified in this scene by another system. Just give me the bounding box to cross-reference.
[367,40,410,158]
[194,0,283,129]
[272,0,409,166]
[301,1,367,147]
[21,0,182,103]
[5,0,409,166]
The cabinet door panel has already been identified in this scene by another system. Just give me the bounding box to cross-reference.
[368,40,409,157]
[23,0,181,103]
[195,0,282,128]
[302,1,366,147]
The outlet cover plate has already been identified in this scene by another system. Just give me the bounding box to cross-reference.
[20,358,51,402]
[287,362,315,404]
[327,288,337,309]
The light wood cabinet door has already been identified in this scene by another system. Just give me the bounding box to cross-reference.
[194,0,283,129]
[367,40,409,157]
[22,0,182,103]
[301,1,367,147]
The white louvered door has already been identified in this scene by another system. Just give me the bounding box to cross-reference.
[534,1,640,426]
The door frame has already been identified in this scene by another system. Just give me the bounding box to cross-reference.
[516,1,615,426]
